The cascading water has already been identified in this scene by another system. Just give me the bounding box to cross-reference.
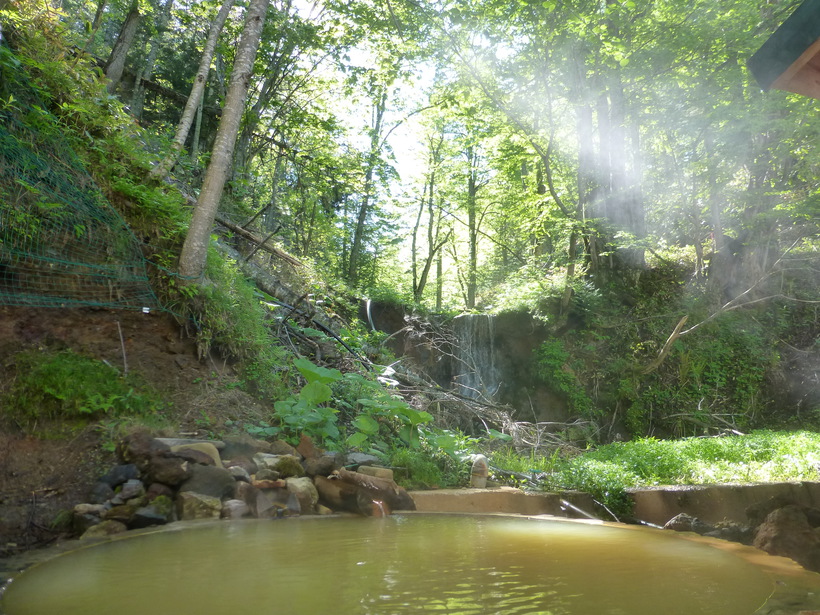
[451,314,501,401]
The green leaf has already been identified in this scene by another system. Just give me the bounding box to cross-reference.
[299,381,333,405]
[293,357,343,384]
[352,414,380,434]
[347,431,369,447]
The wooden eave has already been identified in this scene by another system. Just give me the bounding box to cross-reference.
[748,0,820,99]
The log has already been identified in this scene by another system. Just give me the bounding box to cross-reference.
[335,468,416,512]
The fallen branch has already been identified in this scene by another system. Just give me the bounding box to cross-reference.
[641,315,688,375]
[215,215,303,268]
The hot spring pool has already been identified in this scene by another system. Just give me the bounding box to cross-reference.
[1,514,818,615]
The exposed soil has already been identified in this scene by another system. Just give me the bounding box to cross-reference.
[0,306,272,558]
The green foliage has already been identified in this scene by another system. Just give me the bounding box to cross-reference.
[492,431,820,517]
[389,446,466,489]
[267,356,433,450]
[4,349,164,425]
[194,246,288,396]
[624,313,776,436]
[535,339,594,417]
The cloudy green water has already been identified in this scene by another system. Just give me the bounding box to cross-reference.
[1,515,773,615]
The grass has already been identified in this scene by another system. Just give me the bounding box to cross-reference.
[490,430,820,516]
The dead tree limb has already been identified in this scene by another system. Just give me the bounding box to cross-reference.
[641,315,688,375]
[215,215,303,268]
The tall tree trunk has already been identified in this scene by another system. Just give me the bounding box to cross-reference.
[465,144,479,310]
[104,1,142,94]
[178,0,269,280]
[347,88,386,285]
[150,0,236,180]
[435,251,443,312]
[563,51,594,312]
[130,0,175,120]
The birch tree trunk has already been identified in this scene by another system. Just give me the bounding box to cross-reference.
[150,0,236,180]
[178,0,269,280]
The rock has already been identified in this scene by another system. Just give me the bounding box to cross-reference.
[117,432,171,470]
[663,513,715,535]
[74,503,107,516]
[269,440,300,457]
[296,434,321,459]
[746,496,795,527]
[358,466,394,481]
[315,475,367,515]
[146,456,191,487]
[234,481,257,508]
[171,442,223,468]
[255,468,280,481]
[221,499,251,520]
[704,521,754,545]
[303,453,341,478]
[251,489,276,518]
[753,505,820,572]
[80,520,127,540]
[177,492,222,520]
[334,468,416,512]
[228,466,251,483]
[252,479,286,490]
[118,478,145,502]
[99,464,139,488]
[345,452,381,468]
[178,464,236,500]
[273,455,305,478]
[253,453,284,472]
[286,477,319,514]
[103,504,139,524]
[224,456,258,475]
[130,496,175,528]
[73,512,102,535]
[89,481,115,504]
[155,438,226,451]
[145,482,175,501]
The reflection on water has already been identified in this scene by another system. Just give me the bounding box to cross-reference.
[1,515,774,615]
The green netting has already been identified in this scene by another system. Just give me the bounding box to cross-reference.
[0,96,158,311]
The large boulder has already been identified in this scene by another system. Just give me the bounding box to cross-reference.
[171,442,223,468]
[176,492,222,520]
[116,432,171,471]
[80,520,127,540]
[99,464,140,488]
[178,465,236,500]
[146,456,191,487]
[130,496,175,528]
[286,477,318,514]
[753,505,820,572]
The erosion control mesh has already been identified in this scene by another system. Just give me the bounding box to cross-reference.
[0,79,157,310]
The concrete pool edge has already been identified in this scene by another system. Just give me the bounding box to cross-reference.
[2,513,820,615]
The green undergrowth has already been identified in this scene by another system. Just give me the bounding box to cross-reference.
[3,349,166,429]
[491,431,820,517]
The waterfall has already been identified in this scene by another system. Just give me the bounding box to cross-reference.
[451,314,501,401]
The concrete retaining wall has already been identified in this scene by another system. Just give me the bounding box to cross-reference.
[409,482,820,526]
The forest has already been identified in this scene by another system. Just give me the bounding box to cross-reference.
[0,0,818,503]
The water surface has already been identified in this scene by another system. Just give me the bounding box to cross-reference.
[1,515,774,615]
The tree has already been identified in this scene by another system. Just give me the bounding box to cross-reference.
[150,0,235,180]
[104,0,142,93]
[178,0,269,280]
[129,0,175,120]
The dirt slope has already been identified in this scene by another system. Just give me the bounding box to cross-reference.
[0,306,270,557]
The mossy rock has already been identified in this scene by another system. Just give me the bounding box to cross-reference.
[273,455,305,478]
